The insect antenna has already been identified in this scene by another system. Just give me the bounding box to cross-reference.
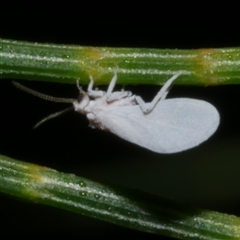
[33,106,74,129]
[12,81,76,128]
[12,81,75,103]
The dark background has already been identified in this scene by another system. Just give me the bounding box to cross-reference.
[1,2,240,238]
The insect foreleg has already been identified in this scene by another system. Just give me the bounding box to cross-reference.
[87,76,104,98]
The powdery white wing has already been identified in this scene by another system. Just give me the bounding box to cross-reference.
[94,98,220,153]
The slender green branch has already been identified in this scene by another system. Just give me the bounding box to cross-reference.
[1,38,240,85]
[1,154,240,239]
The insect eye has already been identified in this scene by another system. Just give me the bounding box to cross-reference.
[77,93,84,103]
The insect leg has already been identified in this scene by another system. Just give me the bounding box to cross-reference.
[106,72,132,102]
[106,91,132,102]
[106,71,118,97]
[136,72,182,113]
[87,76,104,98]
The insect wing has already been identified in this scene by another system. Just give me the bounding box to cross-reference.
[97,98,219,153]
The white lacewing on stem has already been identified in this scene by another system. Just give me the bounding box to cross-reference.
[13,72,220,154]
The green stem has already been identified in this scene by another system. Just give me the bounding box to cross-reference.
[1,154,240,239]
[1,38,240,85]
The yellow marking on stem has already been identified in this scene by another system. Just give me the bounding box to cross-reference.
[77,47,108,80]
[21,164,55,200]
[195,48,221,85]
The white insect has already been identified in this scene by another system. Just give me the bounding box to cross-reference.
[13,72,220,154]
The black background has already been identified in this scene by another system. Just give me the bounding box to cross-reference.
[1,2,240,238]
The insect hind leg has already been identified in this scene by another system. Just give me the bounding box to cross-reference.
[136,72,182,113]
